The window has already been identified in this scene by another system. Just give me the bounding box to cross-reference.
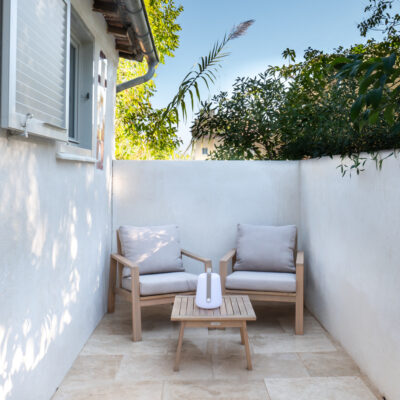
[68,8,94,150]
[1,0,70,140]
[202,147,209,155]
[1,0,94,150]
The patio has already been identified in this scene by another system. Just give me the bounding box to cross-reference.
[1,1,400,399]
[52,299,380,400]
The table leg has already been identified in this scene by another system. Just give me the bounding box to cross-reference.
[174,322,185,371]
[242,321,252,370]
[240,326,245,345]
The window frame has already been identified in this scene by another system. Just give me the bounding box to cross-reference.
[67,7,95,152]
[0,0,70,141]
[68,37,79,144]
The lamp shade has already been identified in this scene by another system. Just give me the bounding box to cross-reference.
[195,268,222,309]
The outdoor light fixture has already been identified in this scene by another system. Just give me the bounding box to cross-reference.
[195,267,222,309]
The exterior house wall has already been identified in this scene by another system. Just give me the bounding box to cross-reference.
[300,153,400,400]
[191,136,223,160]
[0,1,118,399]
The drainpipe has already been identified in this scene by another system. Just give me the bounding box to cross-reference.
[116,0,159,93]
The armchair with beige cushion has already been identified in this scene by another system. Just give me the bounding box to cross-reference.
[108,225,210,341]
[219,224,304,335]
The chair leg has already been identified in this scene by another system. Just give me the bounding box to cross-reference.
[295,296,304,335]
[107,257,117,313]
[295,260,304,335]
[131,268,142,341]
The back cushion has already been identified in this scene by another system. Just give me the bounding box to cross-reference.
[234,224,297,273]
[118,225,184,275]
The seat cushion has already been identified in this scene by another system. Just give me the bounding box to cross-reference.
[122,272,198,296]
[234,224,297,273]
[118,225,184,275]
[225,271,296,293]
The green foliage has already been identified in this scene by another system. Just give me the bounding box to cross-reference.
[358,0,400,38]
[161,20,254,123]
[333,45,400,132]
[332,1,400,157]
[115,4,254,160]
[115,0,183,160]
[192,46,400,175]
[192,73,286,160]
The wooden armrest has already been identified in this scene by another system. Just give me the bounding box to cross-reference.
[219,249,236,295]
[111,253,139,271]
[220,248,236,263]
[296,251,304,267]
[181,249,211,270]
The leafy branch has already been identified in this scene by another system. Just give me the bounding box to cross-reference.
[162,20,255,123]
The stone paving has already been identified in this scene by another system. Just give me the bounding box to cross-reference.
[53,299,381,399]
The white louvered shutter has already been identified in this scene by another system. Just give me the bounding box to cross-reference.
[1,0,70,140]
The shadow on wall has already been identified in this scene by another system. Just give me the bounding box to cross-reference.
[0,134,108,399]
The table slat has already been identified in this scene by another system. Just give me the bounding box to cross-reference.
[171,295,256,321]
[193,300,200,316]
[181,297,188,317]
[237,296,247,316]
[171,296,182,319]
[242,296,256,318]
[226,296,234,315]
[231,296,240,315]
[220,297,227,316]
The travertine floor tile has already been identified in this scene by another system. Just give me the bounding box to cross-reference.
[82,334,176,355]
[92,316,132,336]
[52,381,163,400]
[264,377,377,400]
[58,355,122,390]
[140,319,178,339]
[247,319,285,336]
[213,353,309,381]
[278,315,325,334]
[116,353,213,381]
[180,327,209,338]
[299,351,361,377]
[53,303,380,400]
[252,332,336,353]
[163,380,269,400]
[207,335,253,357]
[169,336,209,356]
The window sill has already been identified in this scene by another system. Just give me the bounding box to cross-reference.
[56,142,97,163]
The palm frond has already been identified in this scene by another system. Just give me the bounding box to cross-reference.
[162,19,255,122]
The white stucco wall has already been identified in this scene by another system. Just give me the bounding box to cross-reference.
[113,156,400,399]
[112,160,300,274]
[300,153,400,400]
[0,2,118,399]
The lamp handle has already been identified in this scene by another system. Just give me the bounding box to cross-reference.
[206,267,211,302]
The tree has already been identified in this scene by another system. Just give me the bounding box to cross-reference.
[115,0,183,160]
[191,73,285,160]
[192,45,400,174]
[358,0,400,38]
[333,1,400,138]
[115,0,254,160]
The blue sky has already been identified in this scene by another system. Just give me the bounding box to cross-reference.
[150,0,379,149]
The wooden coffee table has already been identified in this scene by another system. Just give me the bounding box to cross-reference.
[171,295,256,371]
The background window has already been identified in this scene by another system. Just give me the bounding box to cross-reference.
[202,147,208,155]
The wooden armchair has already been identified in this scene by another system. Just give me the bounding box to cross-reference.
[108,229,211,341]
[219,225,304,335]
